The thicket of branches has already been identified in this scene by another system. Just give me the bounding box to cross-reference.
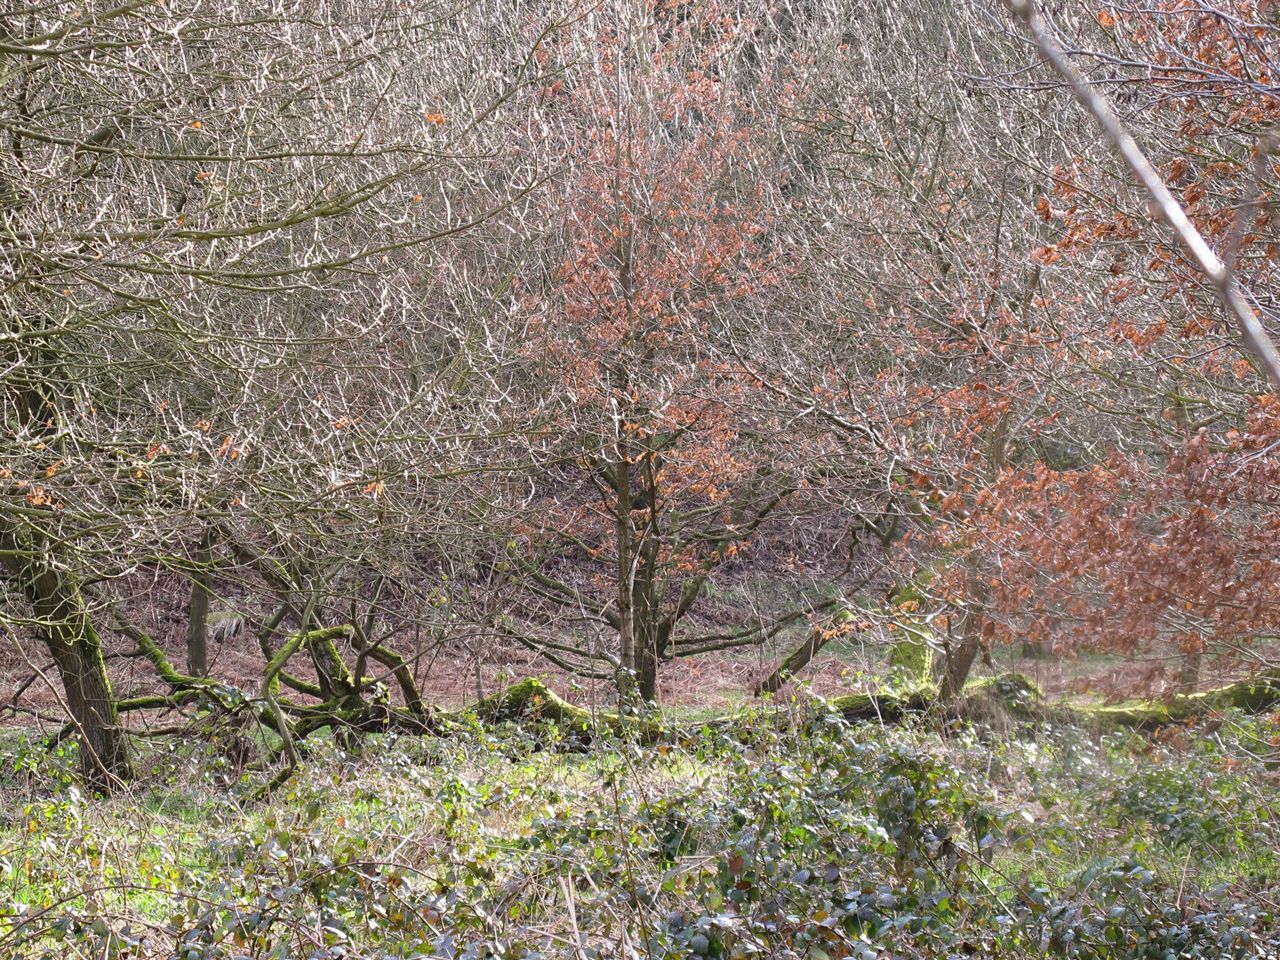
[3,0,1279,791]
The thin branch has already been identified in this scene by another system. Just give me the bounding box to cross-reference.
[1004,0,1280,391]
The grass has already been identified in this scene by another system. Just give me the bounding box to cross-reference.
[0,693,1276,959]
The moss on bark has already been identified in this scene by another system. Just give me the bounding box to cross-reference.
[454,666,1280,743]
[458,678,665,743]
[1080,668,1280,730]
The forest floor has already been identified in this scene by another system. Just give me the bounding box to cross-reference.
[2,589,1278,957]
[0,686,1276,959]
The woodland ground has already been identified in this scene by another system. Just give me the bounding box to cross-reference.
[4,585,1278,958]
[1,678,1278,959]
[4,629,1274,734]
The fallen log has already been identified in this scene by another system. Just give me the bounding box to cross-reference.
[451,667,1280,740]
[456,677,665,744]
[1082,668,1280,731]
[91,634,1280,799]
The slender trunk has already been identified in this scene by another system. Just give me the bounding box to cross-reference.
[631,487,663,704]
[1020,638,1049,659]
[614,458,638,701]
[756,626,828,696]
[632,449,664,704]
[624,572,660,703]
[939,412,1008,703]
[1178,643,1203,695]
[938,577,991,704]
[47,622,132,790]
[185,527,215,676]
[1170,399,1202,697]
[938,627,981,703]
[3,242,128,788]
[634,601,659,703]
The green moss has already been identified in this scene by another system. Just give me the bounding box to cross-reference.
[887,622,934,686]
[825,686,933,723]
[456,678,665,743]
[885,579,936,688]
[1072,668,1280,731]
[961,673,1046,721]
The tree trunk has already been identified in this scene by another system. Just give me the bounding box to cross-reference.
[633,531,662,703]
[2,328,130,788]
[47,622,132,791]
[1020,638,1050,659]
[756,626,828,696]
[1,526,132,790]
[937,587,988,704]
[938,630,981,703]
[185,526,215,677]
[887,620,934,686]
[1178,643,1203,695]
[614,457,638,703]
[939,416,1007,704]
[635,620,659,703]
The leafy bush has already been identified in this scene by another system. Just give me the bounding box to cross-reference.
[1109,753,1252,852]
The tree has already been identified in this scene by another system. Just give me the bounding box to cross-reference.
[742,0,1280,700]
[502,0,828,703]
[947,0,1280,693]
[0,0,542,788]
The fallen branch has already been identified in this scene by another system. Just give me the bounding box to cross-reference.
[1084,668,1280,730]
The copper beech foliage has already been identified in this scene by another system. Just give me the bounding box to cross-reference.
[958,413,1280,654]
[929,1,1280,681]
[506,1,818,699]
[735,0,1280,693]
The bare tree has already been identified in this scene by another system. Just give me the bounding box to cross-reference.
[1,0,549,788]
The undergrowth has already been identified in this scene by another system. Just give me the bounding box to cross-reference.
[1,699,1277,959]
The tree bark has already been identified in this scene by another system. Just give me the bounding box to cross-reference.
[939,412,1006,703]
[756,625,828,695]
[635,617,659,704]
[185,526,215,677]
[1020,638,1049,659]
[938,630,981,704]
[611,455,638,697]
[46,620,132,791]
[1178,643,1203,695]
[938,591,986,704]
[633,533,662,704]
[1,525,132,790]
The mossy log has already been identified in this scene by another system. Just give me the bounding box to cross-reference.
[755,626,833,696]
[453,667,1280,743]
[826,687,934,723]
[457,678,666,743]
[960,673,1048,721]
[108,629,1280,800]
[1080,668,1280,730]
[103,665,1280,801]
[825,668,1280,733]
